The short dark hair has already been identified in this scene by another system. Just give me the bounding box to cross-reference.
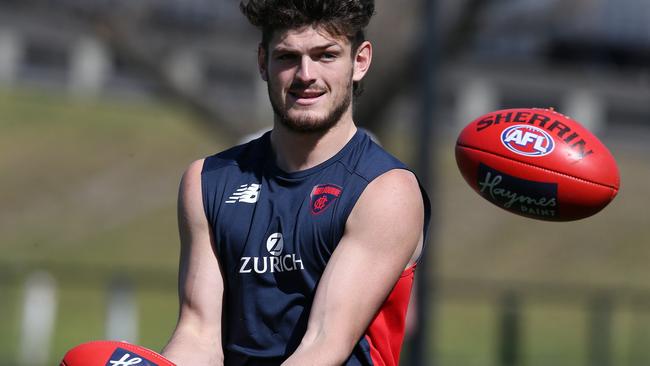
[240,0,375,96]
[240,0,375,50]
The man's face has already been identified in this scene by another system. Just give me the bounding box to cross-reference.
[260,26,368,133]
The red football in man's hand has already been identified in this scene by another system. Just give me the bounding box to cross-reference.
[455,108,620,221]
[60,340,175,366]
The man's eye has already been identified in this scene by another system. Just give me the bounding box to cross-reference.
[321,53,337,60]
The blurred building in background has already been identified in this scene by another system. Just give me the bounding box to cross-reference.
[450,0,650,135]
[0,0,265,137]
[1,0,649,138]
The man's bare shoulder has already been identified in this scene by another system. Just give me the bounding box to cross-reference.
[360,168,423,211]
[180,159,206,191]
[347,168,424,232]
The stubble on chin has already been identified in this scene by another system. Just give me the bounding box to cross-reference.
[268,78,353,134]
[272,101,349,133]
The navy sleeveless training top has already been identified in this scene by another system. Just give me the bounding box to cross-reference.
[201,129,431,365]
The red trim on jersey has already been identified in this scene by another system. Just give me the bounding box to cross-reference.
[364,264,416,366]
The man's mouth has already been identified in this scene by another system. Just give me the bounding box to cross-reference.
[288,89,326,105]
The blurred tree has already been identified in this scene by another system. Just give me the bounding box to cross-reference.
[356,0,489,132]
[10,0,490,141]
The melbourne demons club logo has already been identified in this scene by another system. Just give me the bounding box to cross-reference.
[310,184,342,215]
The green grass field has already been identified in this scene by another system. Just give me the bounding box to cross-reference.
[1,87,649,365]
[0,87,220,364]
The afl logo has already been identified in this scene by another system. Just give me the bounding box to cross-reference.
[266,233,284,256]
[501,125,555,157]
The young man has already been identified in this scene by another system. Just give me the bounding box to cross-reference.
[162,1,430,365]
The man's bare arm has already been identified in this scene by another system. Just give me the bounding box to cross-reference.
[162,159,225,366]
[282,169,425,365]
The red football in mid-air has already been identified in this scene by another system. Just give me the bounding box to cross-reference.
[455,108,620,221]
[60,340,175,366]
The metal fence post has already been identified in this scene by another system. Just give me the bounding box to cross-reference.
[106,276,139,343]
[587,294,613,366]
[19,271,57,366]
[498,291,521,366]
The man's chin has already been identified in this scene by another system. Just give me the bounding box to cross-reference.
[277,112,336,133]
[271,90,351,134]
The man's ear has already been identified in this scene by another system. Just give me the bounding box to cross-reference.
[353,41,372,82]
[258,44,268,82]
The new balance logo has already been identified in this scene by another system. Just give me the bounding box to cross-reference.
[225,183,261,204]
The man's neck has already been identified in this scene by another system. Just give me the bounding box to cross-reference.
[270,119,357,173]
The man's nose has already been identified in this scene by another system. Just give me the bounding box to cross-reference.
[295,56,315,83]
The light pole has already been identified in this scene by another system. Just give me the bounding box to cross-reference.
[410,0,439,365]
